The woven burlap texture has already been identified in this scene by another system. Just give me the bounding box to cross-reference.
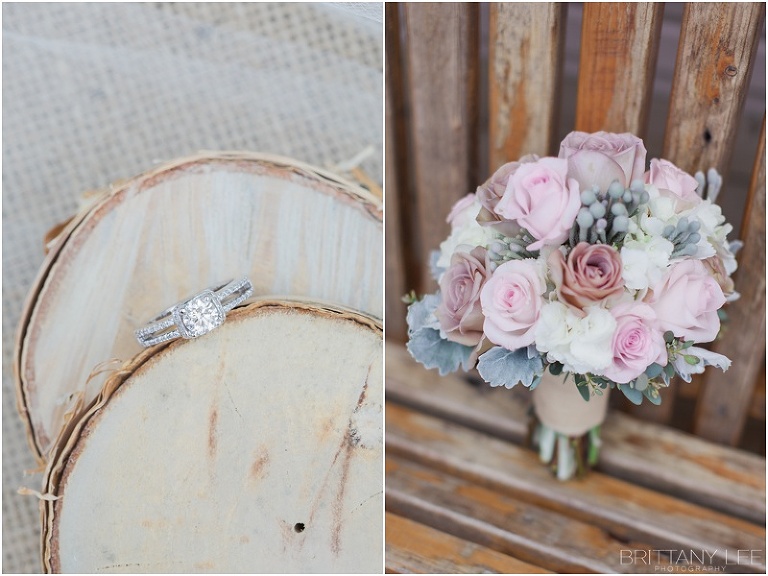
[2,3,382,572]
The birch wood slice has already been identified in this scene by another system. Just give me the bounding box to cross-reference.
[42,301,383,574]
[15,152,382,462]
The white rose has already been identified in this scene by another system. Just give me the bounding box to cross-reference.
[436,198,496,269]
[535,303,616,374]
[621,236,674,291]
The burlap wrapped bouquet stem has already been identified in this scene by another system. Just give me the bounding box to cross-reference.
[532,373,610,437]
[14,152,383,465]
[41,300,383,573]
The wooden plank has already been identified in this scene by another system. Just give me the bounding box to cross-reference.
[695,117,766,444]
[386,343,766,524]
[385,512,550,574]
[384,4,408,342]
[387,402,766,572]
[387,456,703,574]
[575,3,663,136]
[663,3,765,174]
[403,3,479,293]
[488,3,565,167]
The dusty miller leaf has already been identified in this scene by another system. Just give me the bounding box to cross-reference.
[406,327,473,376]
[477,346,544,389]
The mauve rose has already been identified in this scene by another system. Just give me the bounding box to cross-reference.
[559,131,647,191]
[494,157,580,251]
[447,193,479,228]
[476,155,538,236]
[602,302,667,384]
[435,247,488,346]
[549,243,624,309]
[647,259,726,343]
[645,158,701,207]
[480,258,546,350]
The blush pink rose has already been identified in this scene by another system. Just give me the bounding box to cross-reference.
[645,158,701,207]
[559,131,647,191]
[435,247,488,346]
[549,243,624,310]
[602,302,667,383]
[647,259,726,343]
[494,157,580,251]
[446,193,479,229]
[480,258,545,350]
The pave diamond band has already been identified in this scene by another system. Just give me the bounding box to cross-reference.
[135,278,254,348]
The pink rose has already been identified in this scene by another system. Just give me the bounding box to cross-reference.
[480,258,545,350]
[559,131,647,191]
[446,193,479,229]
[645,158,701,207]
[602,302,667,384]
[549,243,624,310]
[647,259,726,343]
[494,157,580,251]
[435,247,488,346]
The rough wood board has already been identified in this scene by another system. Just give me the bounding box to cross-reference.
[489,3,565,166]
[403,3,479,294]
[42,301,383,573]
[575,3,663,136]
[663,3,765,174]
[385,3,408,343]
[696,118,766,444]
[387,456,701,574]
[15,152,383,463]
[385,512,550,574]
[386,343,766,524]
[387,402,766,572]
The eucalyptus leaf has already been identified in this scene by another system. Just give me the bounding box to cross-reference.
[643,386,662,405]
[644,363,663,379]
[577,383,591,402]
[549,362,563,376]
[477,346,544,389]
[618,383,644,405]
[634,373,649,392]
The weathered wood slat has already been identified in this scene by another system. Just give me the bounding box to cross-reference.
[386,343,766,524]
[663,3,765,174]
[488,3,565,167]
[387,402,766,572]
[385,512,550,574]
[695,117,766,444]
[575,3,663,136]
[385,3,408,342]
[403,3,479,293]
[387,456,702,574]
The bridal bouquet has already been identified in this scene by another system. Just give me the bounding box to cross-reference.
[406,131,739,479]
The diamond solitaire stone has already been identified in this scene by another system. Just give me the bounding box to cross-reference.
[174,291,224,338]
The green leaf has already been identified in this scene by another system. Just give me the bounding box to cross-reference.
[577,382,591,402]
[681,340,694,349]
[477,346,545,389]
[643,386,662,405]
[645,363,663,379]
[548,362,563,376]
[684,355,700,365]
[619,383,643,405]
[634,373,649,392]
[663,331,675,344]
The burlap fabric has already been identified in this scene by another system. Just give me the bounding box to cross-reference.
[2,3,382,572]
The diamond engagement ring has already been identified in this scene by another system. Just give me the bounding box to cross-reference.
[135,278,254,348]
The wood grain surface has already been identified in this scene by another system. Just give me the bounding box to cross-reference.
[387,402,766,572]
[663,3,765,174]
[575,3,663,136]
[695,118,766,445]
[403,3,479,294]
[43,302,383,573]
[489,3,565,167]
[385,512,550,574]
[386,343,765,524]
[385,3,408,342]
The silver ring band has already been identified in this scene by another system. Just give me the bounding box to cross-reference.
[135,277,254,348]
